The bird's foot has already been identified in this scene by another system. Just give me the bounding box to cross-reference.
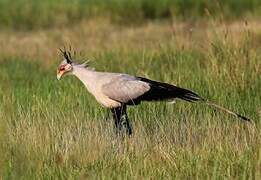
[122,121,133,137]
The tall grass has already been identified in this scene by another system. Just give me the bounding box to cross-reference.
[0,0,260,30]
[0,22,260,178]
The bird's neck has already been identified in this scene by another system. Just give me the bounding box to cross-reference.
[72,66,98,93]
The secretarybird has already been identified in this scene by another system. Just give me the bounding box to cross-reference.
[57,49,251,136]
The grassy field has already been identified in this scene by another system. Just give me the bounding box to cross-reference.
[0,2,261,178]
[0,19,260,179]
[0,0,260,30]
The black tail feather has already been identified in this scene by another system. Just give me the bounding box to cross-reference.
[136,77,251,122]
[137,77,203,102]
[205,101,251,122]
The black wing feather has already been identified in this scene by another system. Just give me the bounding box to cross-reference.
[135,77,203,102]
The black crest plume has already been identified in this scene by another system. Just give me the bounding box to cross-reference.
[59,47,73,64]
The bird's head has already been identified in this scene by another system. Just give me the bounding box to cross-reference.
[57,49,74,80]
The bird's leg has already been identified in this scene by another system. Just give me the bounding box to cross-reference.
[111,106,124,135]
[104,109,111,121]
[122,105,133,136]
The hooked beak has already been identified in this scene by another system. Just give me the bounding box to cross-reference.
[57,70,65,80]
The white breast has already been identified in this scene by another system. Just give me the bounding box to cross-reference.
[94,93,121,108]
[72,67,121,108]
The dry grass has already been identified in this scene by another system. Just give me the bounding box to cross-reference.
[0,19,260,179]
[1,18,261,62]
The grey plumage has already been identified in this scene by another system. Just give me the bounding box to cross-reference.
[102,74,150,104]
[57,49,251,136]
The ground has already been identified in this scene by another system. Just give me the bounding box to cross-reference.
[0,19,260,179]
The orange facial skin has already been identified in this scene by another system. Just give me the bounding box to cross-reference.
[57,66,66,80]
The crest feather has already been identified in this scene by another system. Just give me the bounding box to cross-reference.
[59,47,93,69]
[59,47,73,64]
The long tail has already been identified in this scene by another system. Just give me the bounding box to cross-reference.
[177,91,251,122]
[138,77,251,122]
[203,100,251,121]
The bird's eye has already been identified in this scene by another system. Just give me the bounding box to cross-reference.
[59,67,65,71]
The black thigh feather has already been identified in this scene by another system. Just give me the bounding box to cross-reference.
[127,77,203,105]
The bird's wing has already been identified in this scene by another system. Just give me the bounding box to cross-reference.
[101,74,150,103]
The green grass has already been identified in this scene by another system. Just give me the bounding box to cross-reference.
[0,0,260,30]
[0,33,260,179]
